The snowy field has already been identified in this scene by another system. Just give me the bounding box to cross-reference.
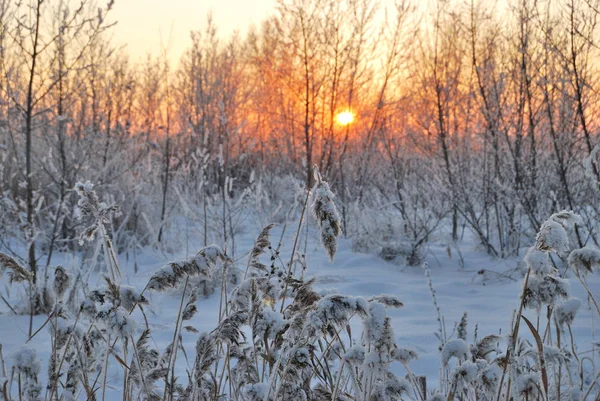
[1,218,599,399]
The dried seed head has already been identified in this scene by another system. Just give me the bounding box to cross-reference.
[182,304,197,321]
[74,181,120,245]
[250,223,275,260]
[147,245,226,291]
[0,253,33,283]
[568,246,600,275]
[310,167,341,262]
[53,266,71,301]
[554,298,582,329]
[441,339,470,366]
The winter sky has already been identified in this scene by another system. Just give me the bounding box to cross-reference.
[110,0,277,62]
[109,0,434,63]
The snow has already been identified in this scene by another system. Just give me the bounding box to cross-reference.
[441,339,470,366]
[568,245,600,274]
[11,347,41,376]
[1,222,599,399]
[344,345,366,365]
[524,247,554,274]
[554,297,582,328]
[535,219,570,253]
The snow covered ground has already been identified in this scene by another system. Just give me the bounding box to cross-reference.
[1,221,599,399]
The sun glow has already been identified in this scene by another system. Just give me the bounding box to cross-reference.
[336,110,354,126]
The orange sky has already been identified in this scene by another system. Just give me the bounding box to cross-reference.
[109,0,277,62]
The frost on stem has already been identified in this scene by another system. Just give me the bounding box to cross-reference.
[311,166,341,262]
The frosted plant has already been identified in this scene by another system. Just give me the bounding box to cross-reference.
[52,266,71,302]
[457,312,468,341]
[74,181,119,244]
[344,345,366,366]
[95,303,136,339]
[535,210,581,254]
[11,347,42,401]
[0,252,33,283]
[522,273,569,309]
[523,215,574,311]
[249,224,275,266]
[475,361,501,398]
[553,297,582,329]
[517,373,540,399]
[87,276,148,312]
[392,347,419,364]
[441,339,470,366]
[74,181,121,280]
[471,335,502,361]
[368,294,404,308]
[253,308,286,340]
[450,360,478,393]
[567,246,600,275]
[146,245,226,291]
[524,247,556,275]
[536,220,570,253]
[307,294,368,332]
[311,166,341,262]
[128,329,166,400]
[241,383,270,401]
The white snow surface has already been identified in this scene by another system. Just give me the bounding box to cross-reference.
[1,222,599,400]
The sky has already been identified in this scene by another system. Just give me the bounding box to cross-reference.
[109,0,277,63]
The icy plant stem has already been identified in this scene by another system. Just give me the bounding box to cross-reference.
[130,334,151,400]
[101,226,121,282]
[26,310,55,343]
[496,268,532,401]
[573,271,600,318]
[101,337,111,401]
[582,369,600,401]
[331,359,345,401]
[46,306,84,401]
[567,325,580,367]
[280,188,310,313]
[163,276,189,401]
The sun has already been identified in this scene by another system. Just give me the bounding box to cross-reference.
[336,110,354,126]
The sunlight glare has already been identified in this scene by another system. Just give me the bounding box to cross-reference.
[336,110,354,126]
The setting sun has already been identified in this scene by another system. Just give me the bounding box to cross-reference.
[336,110,354,126]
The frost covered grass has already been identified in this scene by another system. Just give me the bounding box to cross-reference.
[0,179,599,401]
